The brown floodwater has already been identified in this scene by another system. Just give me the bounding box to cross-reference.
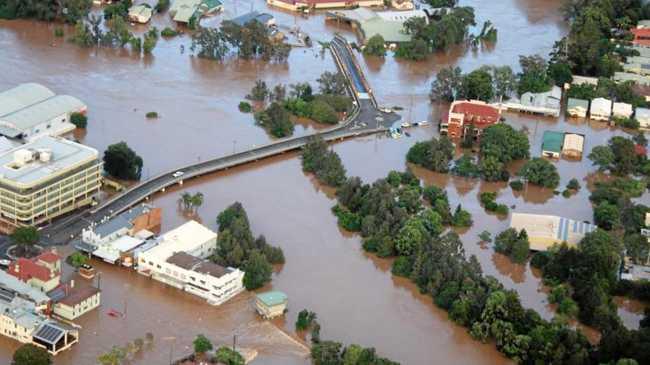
[1,0,648,364]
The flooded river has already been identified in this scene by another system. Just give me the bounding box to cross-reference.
[0,0,647,364]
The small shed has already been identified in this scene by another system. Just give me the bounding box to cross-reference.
[128,4,152,23]
[636,107,650,128]
[612,102,633,119]
[567,98,589,118]
[542,131,564,158]
[562,133,585,158]
[590,97,612,121]
[255,291,288,319]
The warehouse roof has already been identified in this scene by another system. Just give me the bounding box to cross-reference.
[510,213,596,251]
[0,136,98,188]
[0,95,85,135]
[542,131,564,153]
[0,83,55,117]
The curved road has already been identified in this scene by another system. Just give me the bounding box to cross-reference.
[42,36,400,243]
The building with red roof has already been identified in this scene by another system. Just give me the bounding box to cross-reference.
[632,28,650,47]
[7,251,61,293]
[440,100,501,140]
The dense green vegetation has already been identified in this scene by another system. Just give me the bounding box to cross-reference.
[254,102,294,138]
[559,0,650,77]
[103,141,143,180]
[494,228,530,263]
[406,136,454,173]
[517,157,560,188]
[588,136,645,176]
[301,137,347,187]
[70,112,87,128]
[12,344,51,365]
[363,34,386,57]
[396,6,496,60]
[0,0,90,23]
[70,14,158,55]
[193,334,213,354]
[191,20,291,62]
[430,65,515,102]
[214,347,245,365]
[212,203,285,290]
[479,192,508,215]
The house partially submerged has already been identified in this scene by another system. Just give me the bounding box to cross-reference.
[48,283,101,321]
[255,291,288,319]
[229,11,275,27]
[493,85,562,117]
[170,0,223,24]
[325,8,428,44]
[567,98,589,118]
[510,213,597,251]
[562,133,585,158]
[268,0,382,12]
[128,4,153,24]
[541,131,564,158]
[7,251,62,293]
[612,102,633,119]
[440,100,501,140]
[636,107,650,128]
[590,97,612,121]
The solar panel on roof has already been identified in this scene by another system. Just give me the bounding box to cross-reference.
[34,323,65,345]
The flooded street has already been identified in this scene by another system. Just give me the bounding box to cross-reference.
[0,0,647,364]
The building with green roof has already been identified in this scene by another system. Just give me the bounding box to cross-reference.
[255,291,288,319]
[542,131,564,158]
[170,0,223,24]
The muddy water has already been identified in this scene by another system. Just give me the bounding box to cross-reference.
[0,0,647,364]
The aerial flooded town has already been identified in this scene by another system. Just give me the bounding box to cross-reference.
[0,0,649,364]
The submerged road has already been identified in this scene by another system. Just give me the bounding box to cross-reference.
[41,35,400,244]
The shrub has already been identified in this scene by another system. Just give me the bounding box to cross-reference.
[332,204,361,231]
[155,0,171,12]
[613,116,640,129]
[70,112,87,128]
[146,111,158,119]
[67,252,88,268]
[160,27,178,37]
[54,27,64,37]
[562,189,572,198]
[238,101,252,113]
[310,100,338,124]
[566,178,580,191]
[509,180,524,191]
[392,256,412,277]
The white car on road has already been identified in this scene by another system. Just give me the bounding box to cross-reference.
[172,171,184,178]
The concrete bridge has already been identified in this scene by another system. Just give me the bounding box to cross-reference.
[42,35,400,243]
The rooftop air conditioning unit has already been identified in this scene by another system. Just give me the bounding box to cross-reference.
[37,149,52,162]
[13,149,34,167]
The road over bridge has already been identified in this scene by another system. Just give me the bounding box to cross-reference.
[41,35,400,244]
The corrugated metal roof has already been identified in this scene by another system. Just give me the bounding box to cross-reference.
[542,131,564,153]
[0,83,55,117]
[567,98,588,109]
[562,133,584,153]
[0,95,85,132]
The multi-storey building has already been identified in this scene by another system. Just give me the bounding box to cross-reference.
[7,250,62,293]
[137,220,244,306]
[0,136,102,232]
[440,100,501,140]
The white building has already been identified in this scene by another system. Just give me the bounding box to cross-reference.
[590,97,612,121]
[0,83,86,142]
[637,107,650,128]
[49,283,101,321]
[612,102,634,119]
[128,4,153,23]
[137,221,244,306]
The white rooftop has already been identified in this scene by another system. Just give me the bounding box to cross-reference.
[0,83,55,118]
[141,220,217,261]
[0,94,85,134]
[0,136,98,189]
[94,235,145,264]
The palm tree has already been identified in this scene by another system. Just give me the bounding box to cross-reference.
[179,192,193,211]
[191,192,204,212]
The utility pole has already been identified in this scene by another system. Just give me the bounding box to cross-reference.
[232,334,237,352]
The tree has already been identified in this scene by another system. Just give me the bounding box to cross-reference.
[491,65,516,100]
[451,204,472,227]
[406,137,454,173]
[255,102,294,138]
[625,233,650,265]
[547,61,573,86]
[97,346,127,365]
[296,309,317,331]
[247,80,269,102]
[395,217,428,256]
[310,100,338,124]
[193,334,213,354]
[364,34,386,56]
[155,0,170,12]
[12,344,51,365]
[517,54,551,95]
[430,66,463,101]
[68,252,88,268]
[243,249,272,290]
[70,112,88,128]
[317,71,347,95]
[214,347,245,365]
[311,341,343,365]
[609,136,637,176]
[588,145,615,172]
[461,68,494,101]
[594,202,620,230]
[517,158,560,188]
[11,226,39,253]
[103,142,143,180]
[494,228,530,263]
[479,124,530,163]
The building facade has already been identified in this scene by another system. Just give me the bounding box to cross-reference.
[137,221,244,306]
[0,136,102,232]
[51,285,101,321]
[255,291,288,319]
[440,100,501,139]
[7,251,62,293]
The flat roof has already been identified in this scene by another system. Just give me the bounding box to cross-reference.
[0,136,98,189]
[94,235,145,263]
[510,213,596,251]
[166,251,231,278]
[0,83,55,118]
[256,291,287,306]
[141,220,216,261]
